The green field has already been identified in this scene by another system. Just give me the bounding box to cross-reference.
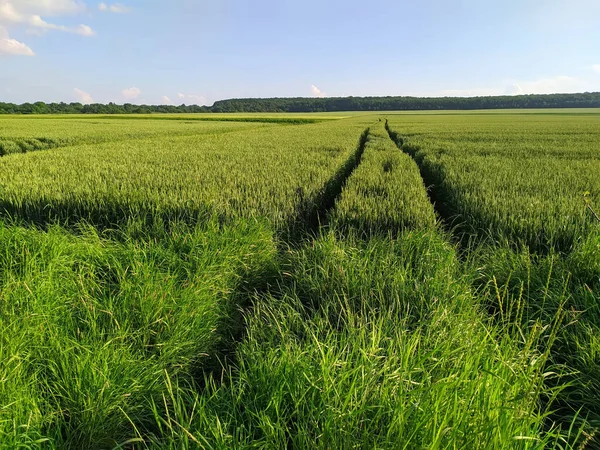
[0,111,599,449]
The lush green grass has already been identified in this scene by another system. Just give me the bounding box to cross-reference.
[141,231,575,449]
[0,111,599,448]
[0,218,277,448]
[385,112,600,443]
[468,229,600,440]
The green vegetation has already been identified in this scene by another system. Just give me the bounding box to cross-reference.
[386,113,600,444]
[0,111,598,448]
[0,116,278,151]
[469,233,600,440]
[211,93,600,112]
[2,92,600,114]
[386,113,600,251]
[331,123,436,235]
[143,231,571,448]
[0,218,277,448]
[0,116,371,230]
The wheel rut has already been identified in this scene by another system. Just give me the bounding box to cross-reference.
[384,119,458,237]
[284,127,370,244]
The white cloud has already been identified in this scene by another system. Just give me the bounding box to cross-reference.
[74,87,93,103]
[438,88,497,97]
[162,95,172,104]
[74,24,93,36]
[27,14,94,35]
[28,14,52,27]
[0,2,23,22]
[311,84,325,97]
[437,75,596,98]
[0,35,35,55]
[122,86,141,100]
[516,75,583,94]
[0,25,34,55]
[98,2,130,13]
[505,84,523,95]
[0,1,94,39]
[176,92,207,105]
[16,0,84,16]
[187,94,206,105]
[592,64,600,75]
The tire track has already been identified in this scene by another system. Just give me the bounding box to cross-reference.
[384,119,456,233]
[285,127,371,243]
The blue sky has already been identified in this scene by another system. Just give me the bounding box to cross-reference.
[1,0,599,105]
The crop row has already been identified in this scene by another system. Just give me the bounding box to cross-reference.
[0,116,281,153]
[386,112,600,440]
[0,138,62,156]
[386,114,600,251]
[135,231,571,448]
[0,117,373,230]
[331,122,436,235]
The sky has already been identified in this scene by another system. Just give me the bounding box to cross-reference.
[1,0,599,106]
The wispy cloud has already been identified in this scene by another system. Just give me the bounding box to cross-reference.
[98,3,131,13]
[0,2,23,22]
[0,35,35,56]
[27,14,94,35]
[438,75,595,97]
[511,75,584,95]
[187,94,206,104]
[15,0,85,16]
[121,86,141,100]
[74,24,93,36]
[311,84,325,98]
[0,0,94,53]
[74,87,93,103]
[0,25,34,55]
[162,95,172,104]
[505,84,523,95]
[176,92,207,105]
[592,64,600,75]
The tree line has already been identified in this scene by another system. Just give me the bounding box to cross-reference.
[211,93,600,112]
[1,92,600,114]
[0,102,210,114]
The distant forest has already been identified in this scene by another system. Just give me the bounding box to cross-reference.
[1,92,600,114]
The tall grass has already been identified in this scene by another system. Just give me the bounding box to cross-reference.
[142,231,574,448]
[468,229,600,443]
[0,218,277,448]
[386,113,600,443]
[0,111,598,448]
